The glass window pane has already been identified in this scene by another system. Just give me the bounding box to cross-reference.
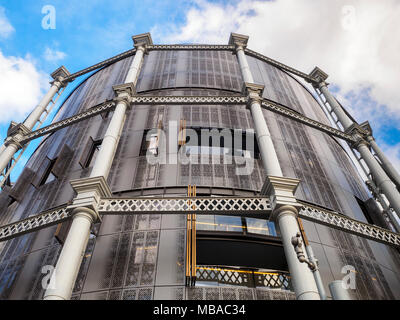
[246,218,276,236]
[215,215,243,232]
[196,215,216,231]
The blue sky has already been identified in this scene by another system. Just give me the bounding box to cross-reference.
[0,0,399,182]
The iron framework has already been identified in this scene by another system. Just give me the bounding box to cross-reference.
[16,95,353,149]
[1,197,399,248]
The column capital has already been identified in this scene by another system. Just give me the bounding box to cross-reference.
[261,175,302,222]
[359,120,373,137]
[113,82,135,97]
[70,207,98,223]
[4,122,30,148]
[243,82,264,109]
[51,65,70,80]
[112,82,135,106]
[67,176,112,222]
[308,66,329,86]
[6,121,30,137]
[345,123,370,148]
[132,32,153,53]
[228,32,249,50]
[243,82,264,103]
[50,66,70,87]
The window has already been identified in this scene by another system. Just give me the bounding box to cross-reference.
[356,197,374,225]
[39,158,57,186]
[79,137,102,169]
[84,140,102,168]
[245,218,277,236]
[196,215,277,237]
[140,130,160,156]
[147,133,159,155]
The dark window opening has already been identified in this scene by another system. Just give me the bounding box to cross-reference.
[356,197,374,225]
[7,196,17,208]
[140,130,159,156]
[101,111,110,119]
[84,140,102,168]
[39,158,58,186]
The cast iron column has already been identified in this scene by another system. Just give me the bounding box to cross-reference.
[310,67,400,225]
[0,67,69,175]
[43,33,152,300]
[230,33,320,300]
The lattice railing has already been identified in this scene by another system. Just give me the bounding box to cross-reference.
[196,265,292,291]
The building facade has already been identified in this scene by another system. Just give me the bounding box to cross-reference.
[0,33,399,300]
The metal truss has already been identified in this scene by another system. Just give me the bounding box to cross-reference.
[98,196,272,216]
[298,202,400,247]
[260,99,356,143]
[130,95,247,105]
[0,205,70,242]
[147,44,235,51]
[244,48,316,83]
[17,94,353,148]
[20,100,116,144]
[63,48,137,83]
[1,196,399,248]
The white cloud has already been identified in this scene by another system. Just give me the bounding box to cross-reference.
[152,0,400,171]
[0,7,14,38]
[43,47,67,63]
[0,51,49,124]
[153,0,400,120]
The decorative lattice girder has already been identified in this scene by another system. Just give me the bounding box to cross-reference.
[98,197,272,216]
[17,94,354,150]
[63,49,137,83]
[244,48,316,83]
[20,100,116,144]
[298,202,400,247]
[130,95,247,105]
[0,205,70,242]
[1,197,399,249]
[261,100,356,143]
[147,44,235,51]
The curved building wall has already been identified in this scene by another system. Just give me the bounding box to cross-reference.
[0,49,399,300]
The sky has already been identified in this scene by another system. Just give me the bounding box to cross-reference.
[0,0,399,183]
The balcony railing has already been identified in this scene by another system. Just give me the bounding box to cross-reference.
[195,265,292,291]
